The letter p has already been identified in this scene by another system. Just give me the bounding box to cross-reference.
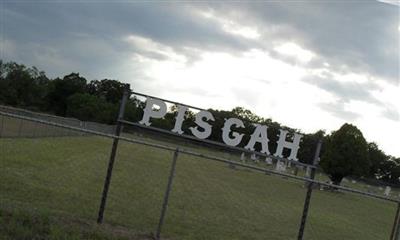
[139,97,167,126]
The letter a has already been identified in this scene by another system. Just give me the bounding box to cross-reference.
[244,124,270,154]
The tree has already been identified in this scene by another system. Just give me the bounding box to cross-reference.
[87,79,129,104]
[47,73,87,116]
[378,157,400,184]
[320,123,370,185]
[232,107,265,123]
[367,142,388,178]
[66,93,116,124]
[0,61,49,109]
[297,130,326,165]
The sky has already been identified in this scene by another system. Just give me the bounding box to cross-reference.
[1,1,399,157]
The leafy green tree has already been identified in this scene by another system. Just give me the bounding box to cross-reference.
[232,107,266,123]
[66,93,116,124]
[320,123,370,185]
[87,79,129,104]
[0,61,49,109]
[47,73,87,116]
[124,97,145,123]
[367,142,388,178]
[377,156,400,184]
[298,130,325,165]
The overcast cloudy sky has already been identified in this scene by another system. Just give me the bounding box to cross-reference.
[1,1,399,156]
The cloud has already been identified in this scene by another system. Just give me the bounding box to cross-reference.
[124,35,187,63]
[3,2,398,84]
[0,38,17,60]
[2,1,399,156]
[318,101,361,121]
[382,106,400,122]
[192,2,399,84]
[302,73,383,106]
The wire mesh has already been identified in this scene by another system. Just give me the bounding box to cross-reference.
[305,187,396,240]
[1,112,399,240]
[0,105,115,138]
[100,139,173,235]
[160,151,307,240]
[0,117,112,222]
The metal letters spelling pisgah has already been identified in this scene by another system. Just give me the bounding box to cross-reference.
[139,97,303,161]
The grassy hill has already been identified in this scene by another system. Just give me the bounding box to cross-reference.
[0,128,396,240]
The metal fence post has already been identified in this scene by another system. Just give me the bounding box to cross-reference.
[390,203,400,240]
[17,118,23,137]
[45,118,49,137]
[32,121,38,138]
[155,148,179,240]
[297,139,322,240]
[97,89,130,224]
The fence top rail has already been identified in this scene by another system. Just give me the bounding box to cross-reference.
[0,104,81,122]
[1,110,399,203]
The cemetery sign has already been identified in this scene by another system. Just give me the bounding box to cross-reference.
[138,97,303,161]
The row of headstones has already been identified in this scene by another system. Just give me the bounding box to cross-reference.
[240,152,395,197]
[369,184,392,197]
[239,152,312,176]
[342,178,393,197]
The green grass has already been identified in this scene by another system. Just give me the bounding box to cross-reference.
[0,208,151,240]
[0,115,79,138]
[0,134,396,240]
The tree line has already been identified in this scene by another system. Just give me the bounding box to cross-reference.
[0,60,398,186]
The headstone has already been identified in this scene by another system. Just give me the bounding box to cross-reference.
[250,153,259,163]
[275,160,286,172]
[287,161,292,168]
[384,186,391,196]
[293,166,299,176]
[351,180,357,184]
[379,187,383,190]
[265,157,273,165]
[305,167,311,178]
[240,152,246,162]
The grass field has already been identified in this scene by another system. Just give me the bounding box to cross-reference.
[0,128,397,240]
[0,115,398,239]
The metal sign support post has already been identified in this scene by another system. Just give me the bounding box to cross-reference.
[97,89,130,224]
[155,148,179,240]
[297,139,322,240]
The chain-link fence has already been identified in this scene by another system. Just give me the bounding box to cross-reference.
[1,103,399,240]
[0,105,115,138]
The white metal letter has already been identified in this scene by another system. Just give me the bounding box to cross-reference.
[171,105,188,134]
[222,118,245,146]
[139,97,167,126]
[244,124,270,154]
[274,129,303,161]
[189,111,215,139]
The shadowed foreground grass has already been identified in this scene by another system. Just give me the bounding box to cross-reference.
[0,208,152,240]
[0,135,396,240]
